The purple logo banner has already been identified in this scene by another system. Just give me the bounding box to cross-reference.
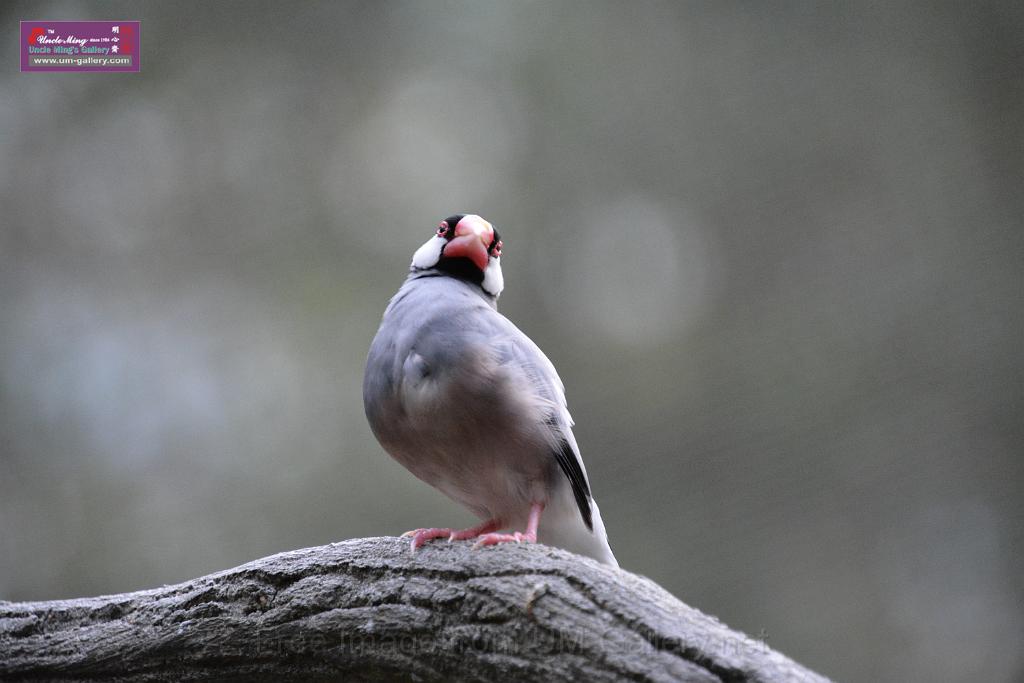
[21,20,140,72]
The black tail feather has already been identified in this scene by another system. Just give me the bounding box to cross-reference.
[553,440,593,531]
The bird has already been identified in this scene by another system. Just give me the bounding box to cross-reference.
[363,214,618,566]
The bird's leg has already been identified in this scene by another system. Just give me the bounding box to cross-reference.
[402,518,502,551]
[473,502,544,548]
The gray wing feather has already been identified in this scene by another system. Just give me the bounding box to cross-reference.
[490,318,594,529]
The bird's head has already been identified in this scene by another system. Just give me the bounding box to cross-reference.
[411,214,504,297]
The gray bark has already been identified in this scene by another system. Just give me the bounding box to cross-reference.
[0,537,830,682]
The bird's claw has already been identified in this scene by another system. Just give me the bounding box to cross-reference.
[402,524,503,552]
[402,527,457,552]
[472,531,535,549]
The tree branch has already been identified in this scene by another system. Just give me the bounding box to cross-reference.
[0,537,829,682]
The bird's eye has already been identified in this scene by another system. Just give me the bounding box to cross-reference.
[436,221,450,237]
[491,240,503,257]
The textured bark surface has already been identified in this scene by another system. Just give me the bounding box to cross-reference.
[0,538,829,682]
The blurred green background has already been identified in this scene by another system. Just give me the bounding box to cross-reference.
[2,2,1022,680]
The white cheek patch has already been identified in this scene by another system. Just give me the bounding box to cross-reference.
[411,236,445,269]
[482,258,504,297]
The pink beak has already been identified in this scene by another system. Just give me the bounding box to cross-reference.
[443,215,494,272]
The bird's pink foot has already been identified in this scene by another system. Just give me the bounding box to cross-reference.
[473,530,536,547]
[472,502,544,550]
[402,527,456,550]
[402,519,500,552]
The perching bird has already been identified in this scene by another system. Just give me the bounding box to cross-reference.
[363,214,618,566]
